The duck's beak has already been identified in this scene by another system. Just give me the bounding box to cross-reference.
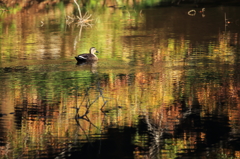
[96,51,99,53]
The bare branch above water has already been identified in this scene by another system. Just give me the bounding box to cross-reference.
[66,0,93,27]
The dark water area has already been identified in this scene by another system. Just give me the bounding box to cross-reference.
[0,2,240,159]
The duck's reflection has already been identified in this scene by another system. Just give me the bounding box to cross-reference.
[76,61,98,73]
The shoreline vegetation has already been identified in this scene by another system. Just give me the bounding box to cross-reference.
[0,0,240,13]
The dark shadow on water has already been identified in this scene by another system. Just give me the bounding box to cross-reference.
[174,113,232,158]
[34,104,240,159]
[170,98,234,158]
[62,127,137,159]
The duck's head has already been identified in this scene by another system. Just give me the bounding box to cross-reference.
[89,47,99,54]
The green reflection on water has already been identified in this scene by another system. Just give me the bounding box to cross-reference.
[0,2,239,159]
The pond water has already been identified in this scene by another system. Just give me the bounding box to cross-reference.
[0,2,240,159]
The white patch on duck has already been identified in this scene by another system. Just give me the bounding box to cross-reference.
[78,55,87,59]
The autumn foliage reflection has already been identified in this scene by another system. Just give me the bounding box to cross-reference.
[0,2,240,158]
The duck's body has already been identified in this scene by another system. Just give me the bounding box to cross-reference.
[75,47,99,62]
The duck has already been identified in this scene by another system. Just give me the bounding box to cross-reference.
[75,47,99,62]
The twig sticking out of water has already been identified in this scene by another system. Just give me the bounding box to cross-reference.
[224,13,231,31]
[66,0,93,27]
[74,0,82,18]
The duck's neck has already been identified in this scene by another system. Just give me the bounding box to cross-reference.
[92,53,98,59]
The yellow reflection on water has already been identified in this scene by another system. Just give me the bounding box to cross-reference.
[0,3,239,159]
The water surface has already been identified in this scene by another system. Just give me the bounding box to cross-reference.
[0,3,240,159]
